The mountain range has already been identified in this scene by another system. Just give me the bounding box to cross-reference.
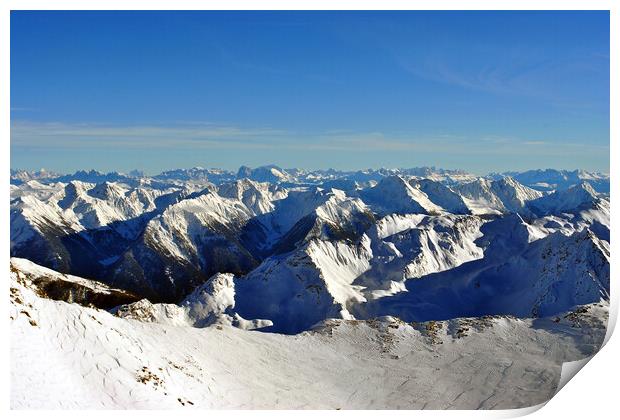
[10,164,610,408]
[10,165,610,334]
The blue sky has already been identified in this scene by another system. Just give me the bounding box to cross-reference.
[11,11,609,175]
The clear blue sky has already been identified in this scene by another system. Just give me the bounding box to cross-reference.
[11,11,609,175]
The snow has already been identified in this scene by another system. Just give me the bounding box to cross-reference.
[529,182,600,215]
[10,257,130,296]
[362,226,609,322]
[9,166,611,409]
[217,178,287,215]
[455,177,543,215]
[357,214,486,299]
[361,175,445,215]
[10,260,607,409]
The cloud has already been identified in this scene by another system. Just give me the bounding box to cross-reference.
[390,42,608,111]
[10,120,607,163]
[395,46,555,98]
[11,121,289,150]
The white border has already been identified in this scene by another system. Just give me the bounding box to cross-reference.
[1,1,616,419]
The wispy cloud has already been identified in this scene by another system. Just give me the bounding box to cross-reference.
[11,120,607,162]
[11,121,289,150]
[390,42,609,110]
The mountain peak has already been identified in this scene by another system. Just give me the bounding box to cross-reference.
[528,181,600,216]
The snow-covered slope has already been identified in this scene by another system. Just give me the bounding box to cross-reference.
[10,259,608,409]
[255,187,374,253]
[109,190,259,300]
[10,257,139,309]
[217,178,287,215]
[528,182,601,215]
[114,272,272,330]
[355,214,486,299]
[364,227,609,322]
[498,169,610,194]
[235,236,373,334]
[10,180,190,289]
[411,179,470,214]
[361,175,445,215]
[455,177,543,215]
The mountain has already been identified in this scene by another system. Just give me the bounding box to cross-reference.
[455,177,543,215]
[235,232,375,334]
[362,224,609,322]
[10,257,139,309]
[217,178,287,215]
[108,190,259,301]
[410,179,470,214]
[528,182,600,215]
[360,175,445,215]
[114,272,272,330]
[236,164,294,184]
[12,166,609,193]
[9,166,610,329]
[155,167,235,184]
[356,214,486,299]
[9,165,611,409]
[10,168,60,185]
[10,180,185,283]
[496,169,610,193]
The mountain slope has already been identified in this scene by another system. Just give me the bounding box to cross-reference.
[361,176,444,215]
[364,228,609,321]
[355,214,486,299]
[528,182,600,215]
[235,236,373,334]
[109,190,259,301]
[455,177,543,215]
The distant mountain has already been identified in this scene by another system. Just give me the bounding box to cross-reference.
[10,168,60,185]
[454,177,543,215]
[236,164,294,184]
[492,169,609,193]
[361,175,445,215]
[528,182,601,215]
[12,166,610,194]
[154,167,236,184]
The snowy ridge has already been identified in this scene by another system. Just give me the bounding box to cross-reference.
[356,214,486,299]
[10,258,139,309]
[362,225,610,322]
[495,169,610,193]
[455,177,543,215]
[235,237,372,334]
[528,182,601,215]
[114,272,272,330]
[361,175,445,215]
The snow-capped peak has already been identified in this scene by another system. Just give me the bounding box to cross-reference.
[528,181,600,215]
[361,175,445,215]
